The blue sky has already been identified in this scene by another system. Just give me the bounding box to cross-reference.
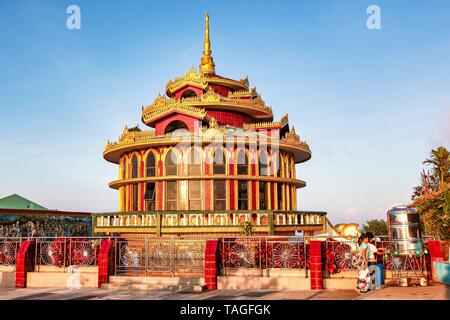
[0,0,449,225]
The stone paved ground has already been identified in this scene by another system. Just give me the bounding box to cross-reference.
[354,282,450,300]
[0,283,447,300]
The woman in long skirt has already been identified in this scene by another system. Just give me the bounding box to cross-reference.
[356,233,371,293]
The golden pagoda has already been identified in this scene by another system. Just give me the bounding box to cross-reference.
[95,13,325,236]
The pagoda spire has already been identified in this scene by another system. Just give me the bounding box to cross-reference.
[199,12,216,75]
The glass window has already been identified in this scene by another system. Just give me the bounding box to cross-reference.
[179,180,187,209]
[188,150,202,175]
[213,149,226,174]
[214,180,226,210]
[237,150,248,175]
[259,181,267,210]
[189,180,202,210]
[146,153,156,177]
[277,183,283,210]
[145,182,156,211]
[166,181,178,210]
[276,153,281,177]
[131,155,138,178]
[259,152,269,176]
[131,184,139,211]
[238,180,248,210]
[165,150,178,176]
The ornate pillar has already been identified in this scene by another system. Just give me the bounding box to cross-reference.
[286,184,290,210]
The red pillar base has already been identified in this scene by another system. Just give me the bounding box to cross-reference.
[15,240,34,288]
[309,241,323,290]
[205,240,219,290]
[98,239,113,288]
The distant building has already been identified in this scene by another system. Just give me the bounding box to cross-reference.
[0,194,48,210]
[0,194,92,237]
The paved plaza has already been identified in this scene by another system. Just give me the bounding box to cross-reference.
[0,283,447,300]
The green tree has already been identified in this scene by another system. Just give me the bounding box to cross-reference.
[423,146,450,191]
[412,146,450,240]
[362,219,388,235]
[414,188,450,240]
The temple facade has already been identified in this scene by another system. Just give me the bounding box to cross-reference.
[94,14,326,236]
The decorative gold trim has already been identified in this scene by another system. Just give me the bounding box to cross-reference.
[108,175,306,190]
[205,76,249,92]
[142,95,208,124]
[227,90,252,99]
[273,225,322,232]
[166,68,208,95]
[243,121,282,130]
[142,91,273,123]
[104,128,310,164]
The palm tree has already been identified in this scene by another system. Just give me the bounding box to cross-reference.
[423,146,450,190]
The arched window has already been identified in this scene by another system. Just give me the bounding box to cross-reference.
[213,149,226,175]
[146,152,156,177]
[188,149,202,175]
[181,89,197,98]
[237,150,248,175]
[165,150,178,176]
[164,120,188,135]
[131,155,138,178]
[259,152,269,176]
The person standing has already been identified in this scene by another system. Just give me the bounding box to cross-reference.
[356,233,371,293]
[366,232,387,289]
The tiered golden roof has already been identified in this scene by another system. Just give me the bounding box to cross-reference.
[143,88,273,124]
[104,13,311,166]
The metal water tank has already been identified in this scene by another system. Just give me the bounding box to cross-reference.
[387,206,423,254]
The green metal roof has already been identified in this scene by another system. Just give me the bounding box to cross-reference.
[0,194,48,210]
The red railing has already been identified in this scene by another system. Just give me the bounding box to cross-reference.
[0,235,435,278]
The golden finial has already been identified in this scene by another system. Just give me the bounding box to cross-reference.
[200,12,216,75]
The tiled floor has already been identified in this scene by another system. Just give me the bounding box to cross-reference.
[0,283,447,300]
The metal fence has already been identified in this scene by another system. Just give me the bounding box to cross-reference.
[220,237,309,276]
[324,237,429,281]
[0,235,435,281]
[0,238,22,266]
[114,237,207,276]
[34,237,102,268]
